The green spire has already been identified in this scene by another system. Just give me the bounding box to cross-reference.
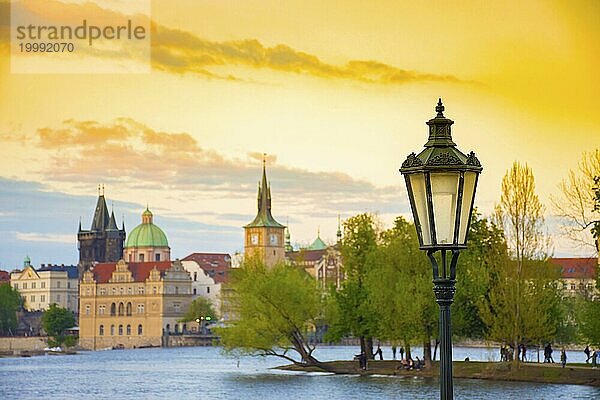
[24,255,31,268]
[308,229,327,251]
[245,157,284,228]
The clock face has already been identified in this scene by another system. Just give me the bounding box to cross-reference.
[251,234,258,245]
[270,234,278,245]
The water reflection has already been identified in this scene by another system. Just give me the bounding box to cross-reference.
[0,346,598,399]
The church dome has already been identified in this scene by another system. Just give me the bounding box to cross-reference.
[125,208,169,248]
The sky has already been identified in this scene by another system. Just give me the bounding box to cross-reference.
[0,0,599,269]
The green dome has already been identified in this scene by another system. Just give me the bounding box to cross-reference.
[125,208,169,248]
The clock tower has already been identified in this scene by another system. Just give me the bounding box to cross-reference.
[244,158,285,267]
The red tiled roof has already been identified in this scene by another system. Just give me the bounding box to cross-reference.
[0,270,9,283]
[286,249,326,263]
[91,261,172,283]
[182,253,231,284]
[549,258,598,279]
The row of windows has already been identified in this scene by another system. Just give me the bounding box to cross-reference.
[192,287,210,295]
[85,302,145,316]
[563,282,594,291]
[99,324,143,336]
[128,253,162,262]
[94,286,157,296]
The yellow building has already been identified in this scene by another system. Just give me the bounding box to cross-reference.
[10,256,79,312]
[244,161,285,267]
[78,259,192,350]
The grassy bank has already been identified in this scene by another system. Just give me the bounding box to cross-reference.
[278,360,600,387]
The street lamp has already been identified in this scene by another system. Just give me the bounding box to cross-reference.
[399,99,482,400]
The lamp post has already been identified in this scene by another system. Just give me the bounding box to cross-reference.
[399,99,482,400]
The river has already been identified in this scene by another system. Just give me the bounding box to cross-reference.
[1,346,598,399]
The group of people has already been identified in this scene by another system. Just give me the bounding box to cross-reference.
[354,345,423,371]
[584,345,599,367]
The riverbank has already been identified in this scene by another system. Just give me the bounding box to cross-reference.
[278,360,600,387]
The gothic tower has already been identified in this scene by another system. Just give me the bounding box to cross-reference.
[244,159,285,267]
[78,186,126,275]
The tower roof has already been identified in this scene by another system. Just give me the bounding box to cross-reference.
[91,194,110,231]
[125,208,169,248]
[307,234,327,251]
[245,160,285,229]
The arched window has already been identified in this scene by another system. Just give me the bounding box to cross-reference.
[138,324,143,335]
[118,302,124,316]
[110,325,115,336]
[126,302,132,316]
[126,325,131,335]
[174,324,179,334]
[166,323,170,333]
[85,304,90,315]
[99,325,104,336]
[110,303,116,316]
[182,324,187,333]
[139,253,144,262]
[118,324,123,335]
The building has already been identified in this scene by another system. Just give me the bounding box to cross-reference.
[10,256,79,312]
[244,160,286,267]
[0,270,9,284]
[78,259,192,350]
[123,208,170,262]
[549,257,598,298]
[181,253,231,314]
[78,189,126,273]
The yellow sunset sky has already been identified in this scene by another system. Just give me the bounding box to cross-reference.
[0,0,599,266]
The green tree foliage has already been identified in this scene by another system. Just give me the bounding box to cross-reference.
[365,216,436,364]
[41,304,76,347]
[179,297,216,323]
[483,162,560,361]
[219,256,324,366]
[326,213,379,359]
[452,211,506,339]
[0,283,23,335]
[575,298,600,347]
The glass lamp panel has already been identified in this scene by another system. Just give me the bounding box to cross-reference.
[458,171,477,245]
[430,172,460,245]
[408,173,432,245]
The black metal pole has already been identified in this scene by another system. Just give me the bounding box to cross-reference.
[433,277,456,400]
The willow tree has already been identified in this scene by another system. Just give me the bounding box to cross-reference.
[218,256,325,366]
[482,162,558,362]
[551,149,600,253]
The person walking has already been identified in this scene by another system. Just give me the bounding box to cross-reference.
[584,345,590,363]
[392,346,397,360]
[375,346,383,360]
[560,348,567,368]
[548,343,555,363]
[399,347,404,361]
[592,350,598,368]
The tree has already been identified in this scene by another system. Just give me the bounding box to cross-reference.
[483,162,558,361]
[365,216,436,366]
[180,297,216,323]
[575,298,600,347]
[41,304,76,347]
[452,210,506,339]
[0,283,23,336]
[218,256,325,367]
[551,150,600,253]
[326,213,379,359]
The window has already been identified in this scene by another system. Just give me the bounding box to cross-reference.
[155,253,160,261]
[40,295,45,302]
[56,294,61,302]
[100,288,106,295]
[32,282,36,289]
[110,325,115,336]
[110,303,116,316]
[139,253,145,262]
[30,295,35,302]
[118,302,124,316]
[128,287,132,294]
[138,287,144,294]
[174,303,181,312]
[138,324,143,335]
[85,304,90,315]
[41,282,45,289]
[207,287,210,294]
[571,283,576,290]
[193,288,197,295]
[23,282,27,289]
[153,286,157,294]
[67,282,70,289]
[86,288,90,295]
[112,287,116,294]
[194,272,197,281]
[126,325,131,335]
[99,305,105,315]
[175,286,179,294]
[13,283,18,289]
[137,304,144,314]
[99,325,104,336]
[118,325,123,335]
[126,302,132,316]
[120,287,124,294]
[57,281,61,288]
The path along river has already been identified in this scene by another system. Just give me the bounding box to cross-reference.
[1,345,599,399]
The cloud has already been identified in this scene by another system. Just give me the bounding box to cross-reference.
[15,232,74,244]
[1,0,467,85]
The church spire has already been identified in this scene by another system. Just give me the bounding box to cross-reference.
[245,156,284,229]
[337,214,342,243]
[91,186,110,231]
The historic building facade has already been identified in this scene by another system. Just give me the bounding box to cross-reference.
[10,256,79,312]
[549,257,598,298]
[181,253,231,315]
[78,259,192,350]
[244,162,286,267]
[77,190,126,273]
[123,208,171,262]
